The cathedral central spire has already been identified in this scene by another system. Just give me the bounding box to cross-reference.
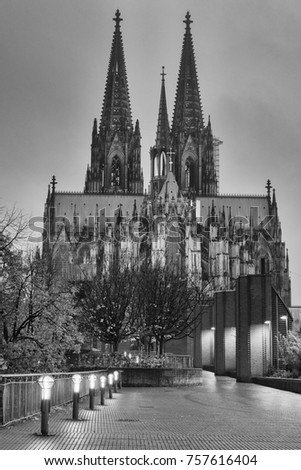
[156,66,170,150]
[150,67,171,195]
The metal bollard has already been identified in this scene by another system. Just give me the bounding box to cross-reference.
[38,375,54,436]
[88,374,97,410]
[72,374,82,420]
[40,399,50,436]
[100,375,107,405]
[108,373,114,398]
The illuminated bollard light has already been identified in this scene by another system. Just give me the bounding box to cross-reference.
[113,370,119,393]
[72,374,82,420]
[100,375,107,405]
[108,373,114,399]
[38,375,55,436]
[88,374,97,410]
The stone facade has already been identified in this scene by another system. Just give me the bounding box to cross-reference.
[43,10,292,374]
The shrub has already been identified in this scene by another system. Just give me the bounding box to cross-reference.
[69,352,169,370]
[277,331,301,377]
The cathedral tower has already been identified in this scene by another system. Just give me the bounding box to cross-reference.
[84,10,143,194]
[150,67,171,196]
[171,12,219,196]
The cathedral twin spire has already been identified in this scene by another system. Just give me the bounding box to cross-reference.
[172,11,204,136]
[85,9,143,195]
[155,12,204,152]
[100,9,133,133]
[85,9,218,197]
[151,10,218,196]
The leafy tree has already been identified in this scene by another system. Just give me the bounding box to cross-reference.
[136,260,211,354]
[76,259,140,352]
[1,205,29,370]
[0,206,83,373]
[2,252,83,373]
[277,331,301,376]
[0,205,28,251]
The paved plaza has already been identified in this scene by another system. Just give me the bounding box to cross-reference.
[1,371,300,450]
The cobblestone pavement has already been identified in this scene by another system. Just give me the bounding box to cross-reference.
[1,371,301,450]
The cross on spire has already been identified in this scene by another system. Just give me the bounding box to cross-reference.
[160,66,166,81]
[113,9,123,27]
[51,175,57,193]
[184,11,193,28]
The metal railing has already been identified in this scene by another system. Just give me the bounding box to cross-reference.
[0,356,193,425]
[1,370,106,425]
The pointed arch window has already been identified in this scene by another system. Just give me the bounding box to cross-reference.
[111,156,121,187]
[185,158,194,188]
[154,154,159,177]
[160,151,166,176]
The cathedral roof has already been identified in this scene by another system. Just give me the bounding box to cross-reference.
[172,11,204,135]
[158,165,184,203]
[155,67,170,149]
[100,10,133,132]
[197,195,270,228]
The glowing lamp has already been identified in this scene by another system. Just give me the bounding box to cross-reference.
[88,374,97,389]
[128,353,132,359]
[108,373,114,386]
[211,327,215,331]
[136,356,140,364]
[280,315,287,320]
[72,374,82,393]
[264,320,271,324]
[38,375,55,400]
[100,375,107,389]
[113,370,119,381]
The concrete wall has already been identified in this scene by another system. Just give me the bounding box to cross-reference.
[120,368,202,387]
[201,305,215,368]
[236,275,272,382]
[252,377,301,394]
[211,275,292,382]
[215,290,236,375]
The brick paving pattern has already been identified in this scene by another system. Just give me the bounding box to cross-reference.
[1,371,300,450]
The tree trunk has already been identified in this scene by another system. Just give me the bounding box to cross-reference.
[147,337,152,354]
[159,337,164,355]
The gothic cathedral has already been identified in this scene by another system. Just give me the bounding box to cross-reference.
[43,10,291,376]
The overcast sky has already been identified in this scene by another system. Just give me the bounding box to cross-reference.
[1,0,301,303]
